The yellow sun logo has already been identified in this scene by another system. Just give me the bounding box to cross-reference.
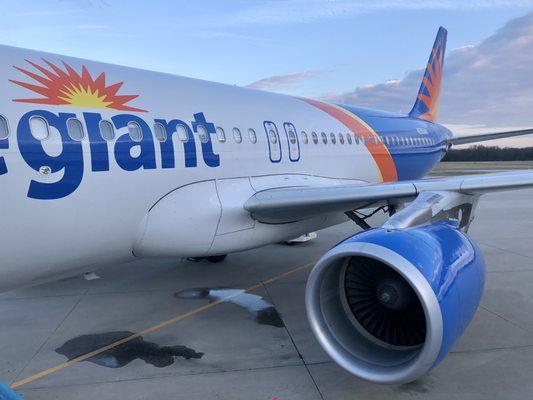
[10,59,147,112]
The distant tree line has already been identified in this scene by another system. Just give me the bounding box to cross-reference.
[443,145,533,161]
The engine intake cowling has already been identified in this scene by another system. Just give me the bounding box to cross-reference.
[305,221,484,384]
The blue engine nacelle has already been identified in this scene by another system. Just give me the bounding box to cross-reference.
[305,221,485,384]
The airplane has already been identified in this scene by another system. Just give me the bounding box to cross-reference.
[1,27,532,385]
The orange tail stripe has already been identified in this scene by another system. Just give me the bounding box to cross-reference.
[301,98,398,182]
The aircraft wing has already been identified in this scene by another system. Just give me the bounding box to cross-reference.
[449,128,533,145]
[244,171,533,223]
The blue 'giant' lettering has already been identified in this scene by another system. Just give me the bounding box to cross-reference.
[0,138,8,175]
[155,118,197,169]
[192,112,220,168]
[84,112,110,172]
[12,110,223,200]
[18,110,83,200]
[112,114,156,171]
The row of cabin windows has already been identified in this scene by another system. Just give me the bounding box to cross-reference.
[20,116,257,145]
[300,131,437,147]
[0,114,438,148]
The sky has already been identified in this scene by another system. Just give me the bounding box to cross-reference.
[1,0,533,146]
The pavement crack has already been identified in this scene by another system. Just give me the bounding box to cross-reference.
[10,284,91,385]
[479,304,533,335]
[261,282,326,400]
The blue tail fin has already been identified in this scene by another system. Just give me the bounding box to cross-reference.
[409,27,447,122]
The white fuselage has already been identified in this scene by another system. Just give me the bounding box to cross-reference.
[0,45,443,291]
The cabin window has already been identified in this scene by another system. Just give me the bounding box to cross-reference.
[321,132,327,144]
[127,122,142,142]
[99,120,115,141]
[248,128,257,143]
[346,133,352,144]
[330,132,336,144]
[268,128,277,144]
[177,124,189,142]
[29,116,50,140]
[233,127,242,143]
[301,131,309,144]
[288,128,297,144]
[312,131,318,144]
[215,127,226,142]
[154,123,167,142]
[197,125,209,143]
[67,118,85,141]
[339,133,344,144]
[0,115,9,139]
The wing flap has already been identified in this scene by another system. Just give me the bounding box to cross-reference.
[245,171,533,223]
[245,182,417,223]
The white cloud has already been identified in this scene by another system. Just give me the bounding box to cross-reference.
[324,12,533,134]
[222,0,533,26]
[247,70,322,91]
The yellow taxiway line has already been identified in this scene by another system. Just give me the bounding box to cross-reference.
[11,261,315,389]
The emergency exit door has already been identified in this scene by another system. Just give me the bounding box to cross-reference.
[283,122,300,162]
[263,121,282,163]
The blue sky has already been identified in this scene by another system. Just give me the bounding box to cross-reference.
[0,1,531,96]
[2,1,533,144]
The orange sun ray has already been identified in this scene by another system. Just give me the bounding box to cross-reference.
[10,59,147,112]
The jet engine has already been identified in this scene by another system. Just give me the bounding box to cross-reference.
[305,221,484,384]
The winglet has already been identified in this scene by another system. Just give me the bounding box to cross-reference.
[409,27,447,123]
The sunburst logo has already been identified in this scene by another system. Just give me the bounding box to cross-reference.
[10,59,147,112]
[417,46,444,122]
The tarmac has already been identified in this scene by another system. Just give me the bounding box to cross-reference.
[1,173,532,399]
